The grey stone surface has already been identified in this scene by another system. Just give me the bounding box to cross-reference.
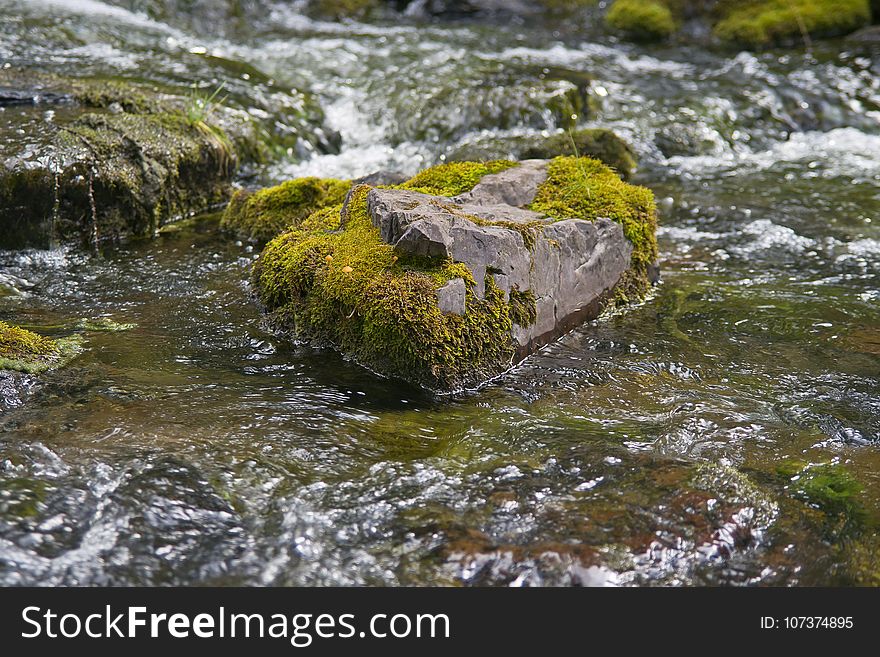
[367,188,448,245]
[459,203,545,225]
[395,219,453,258]
[452,159,547,207]
[436,278,467,315]
[515,217,632,349]
[366,159,635,361]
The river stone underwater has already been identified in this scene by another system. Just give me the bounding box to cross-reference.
[1,1,879,586]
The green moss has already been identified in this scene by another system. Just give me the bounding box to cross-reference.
[529,156,658,300]
[221,177,350,243]
[606,0,677,42]
[0,322,61,373]
[70,79,158,114]
[400,160,517,197]
[508,288,537,327]
[604,0,869,46]
[777,461,864,518]
[714,0,870,46]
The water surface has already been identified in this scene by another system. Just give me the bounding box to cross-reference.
[1,0,879,586]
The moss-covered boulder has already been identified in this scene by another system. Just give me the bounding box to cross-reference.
[447,128,638,179]
[381,59,596,146]
[251,158,657,391]
[0,70,336,249]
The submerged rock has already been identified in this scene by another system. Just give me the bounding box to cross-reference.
[251,157,658,391]
[0,70,335,249]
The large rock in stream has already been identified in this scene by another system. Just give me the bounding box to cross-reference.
[252,157,658,391]
[0,70,337,249]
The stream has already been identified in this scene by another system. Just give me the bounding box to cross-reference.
[1,0,879,586]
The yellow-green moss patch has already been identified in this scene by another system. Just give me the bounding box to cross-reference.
[221,177,351,243]
[606,0,677,42]
[400,160,517,197]
[529,156,658,299]
[604,0,870,46]
[0,322,66,374]
[714,0,870,47]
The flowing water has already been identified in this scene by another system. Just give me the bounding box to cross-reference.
[1,0,879,586]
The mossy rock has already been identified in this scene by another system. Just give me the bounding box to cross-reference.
[448,128,638,180]
[252,158,657,391]
[0,69,336,249]
[1,111,235,249]
[0,322,79,374]
[713,0,871,47]
[381,59,592,145]
[604,0,871,46]
[606,0,677,42]
[221,177,351,244]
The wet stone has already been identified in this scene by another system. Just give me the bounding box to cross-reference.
[436,277,467,315]
[367,160,635,350]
